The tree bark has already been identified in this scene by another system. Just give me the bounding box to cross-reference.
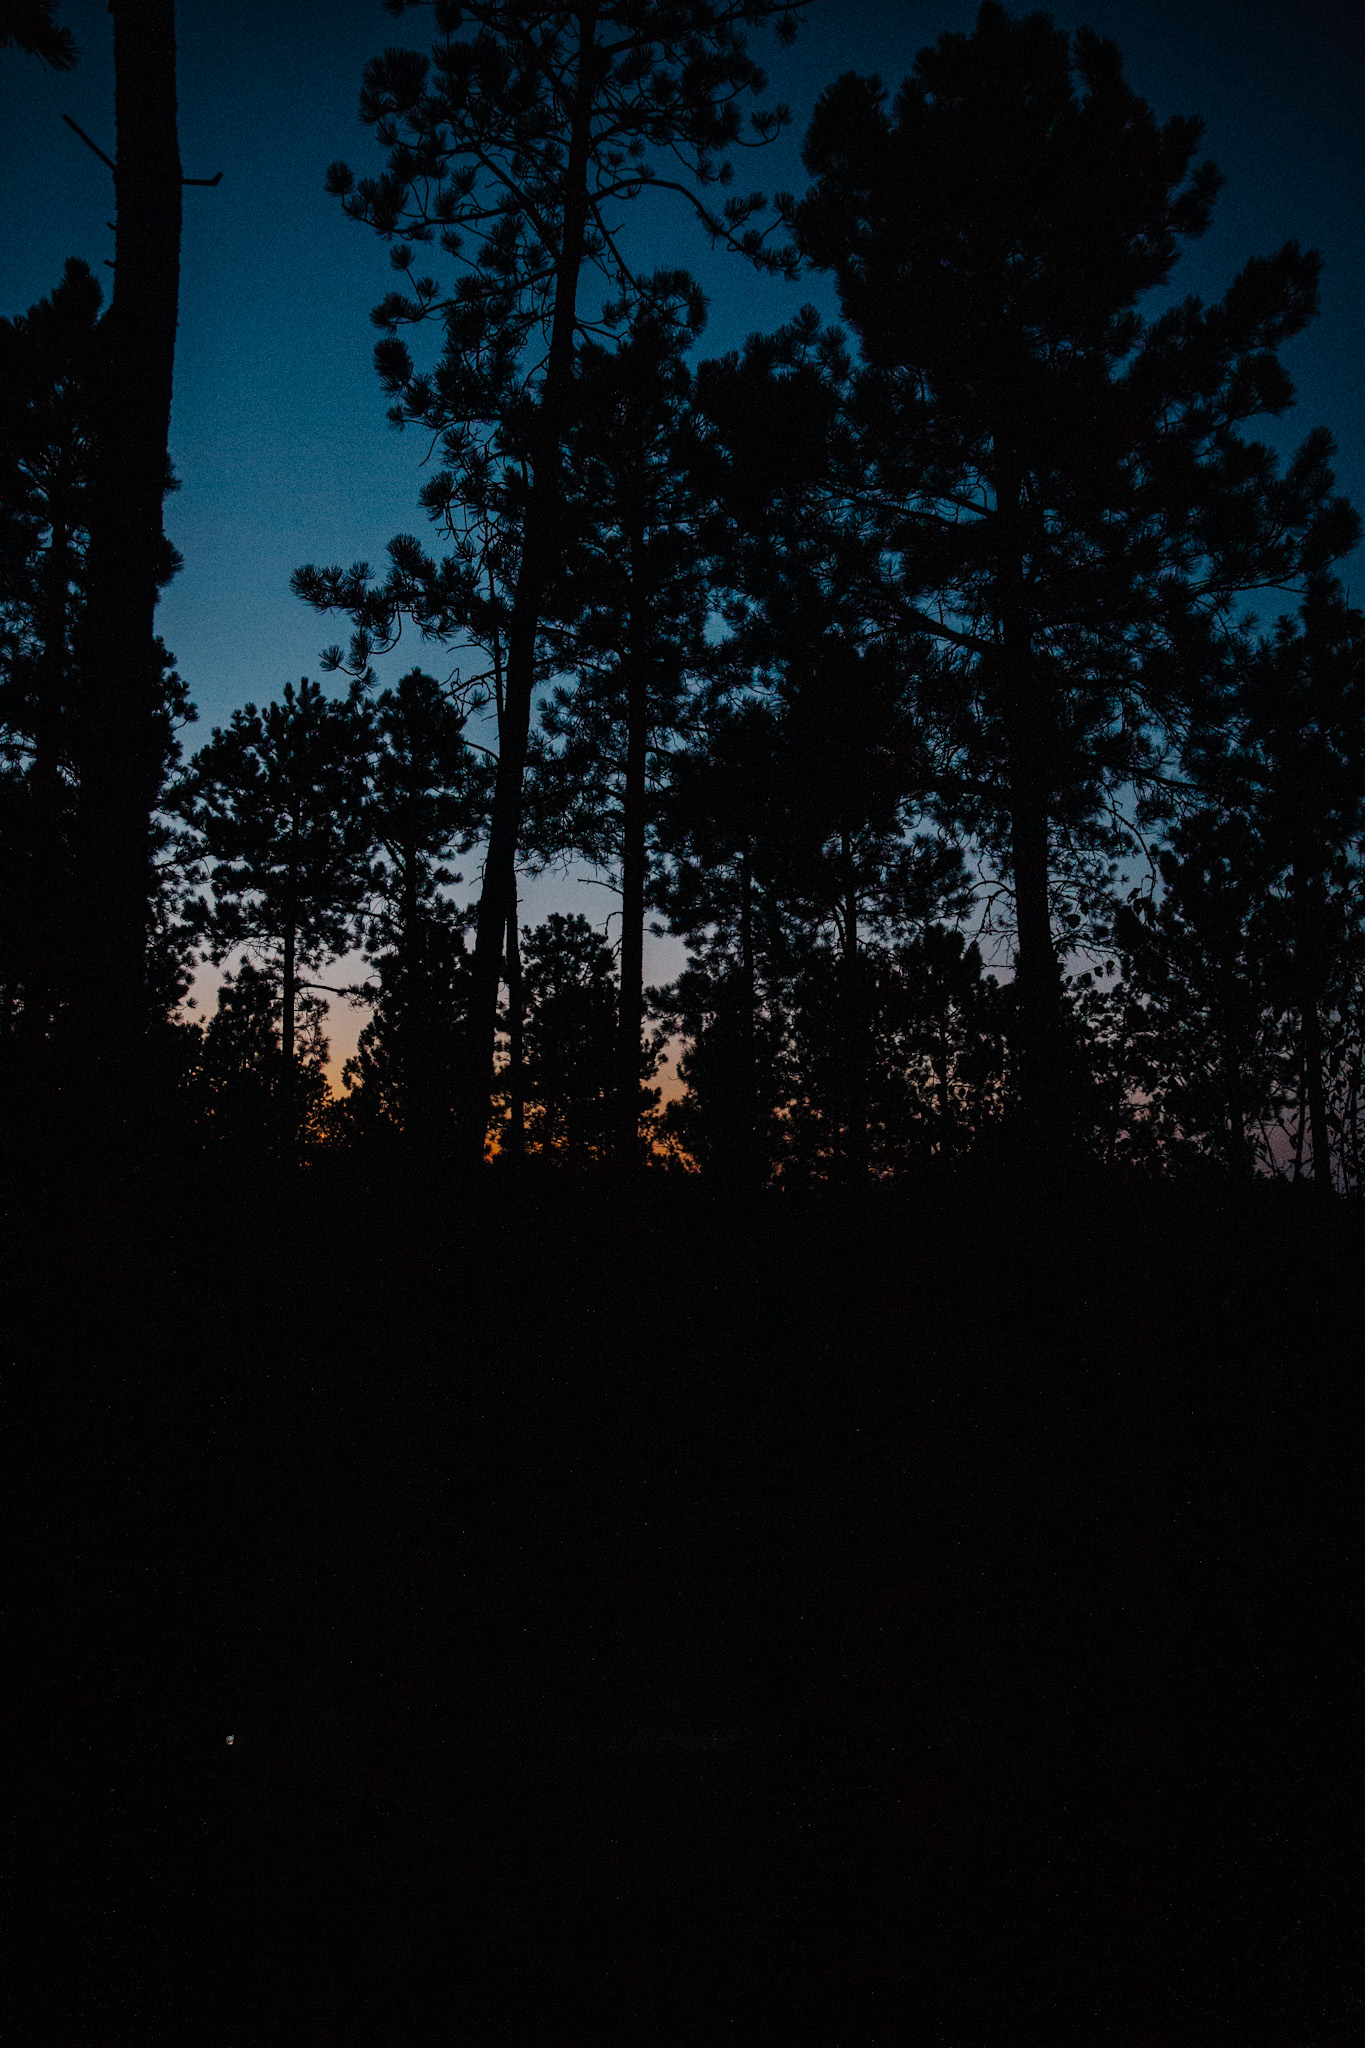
[459,9,597,1169]
[75,0,182,1114]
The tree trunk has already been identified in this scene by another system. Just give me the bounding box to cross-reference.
[459,10,597,1169]
[616,579,648,1173]
[75,0,182,1116]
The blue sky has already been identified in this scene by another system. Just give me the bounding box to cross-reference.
[6,0,1362,727]
[4,0,1362,1063]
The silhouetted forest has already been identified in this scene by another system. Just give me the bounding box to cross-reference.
[5,3,1361,2042]
[5,0,1365,1189]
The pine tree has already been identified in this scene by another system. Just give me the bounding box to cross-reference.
[652,696,789,1182]
[74,0,186,1119]
[341,917,472,1149]
[534,278,709,1169]
[311,0,804,1164]
[518,911,642,1165]
[0,0,77,69]
[0,258,197,1145]
[1112,809,1287,1176]
[0,259,101,1044]
[1113,584,1365,1187]
[678,310,948,1176]
[767,633,935,1177]
[183,679,372,1148]
[355,666,485,1145]
[193,958,331,1156]
[789,1,1359,1148]
[1224,582,1365,1190]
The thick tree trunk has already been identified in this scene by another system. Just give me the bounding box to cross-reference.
[459,11,597,1169]
[75,0,182,1111]
[615,591,648,1173]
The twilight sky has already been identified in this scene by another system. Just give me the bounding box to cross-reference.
[5,0,1363,727]
[3,0,1363,1058]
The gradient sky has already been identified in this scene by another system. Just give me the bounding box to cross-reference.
[4,0,1363,1059]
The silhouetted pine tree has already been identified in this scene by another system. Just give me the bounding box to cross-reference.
[182,679,372,1150]
[0,259,100,1046]
[532,279,709,1169]
[313,0,803,1164]
[1108,583,1365,1186]
[518,911,648,1165]
[1235,584,1365,1193]
[652,697,791,1182]
[682,310,962,1176]
[1111,809,1287,1176]
[0,0,77,69]
[768,635,941,1176]
[778,831,992,1179]
[191,958,331,1156]
[296,461,530,1152]
[790,1,1359,1150]
[74,0,186,1116]
[0,255,198,1154]
[341,918,471,1149]
[350,667,486,1148]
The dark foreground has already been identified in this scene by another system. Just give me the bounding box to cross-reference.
[9,1168,1362,2044]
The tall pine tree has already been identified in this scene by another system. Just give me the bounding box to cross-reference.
[790,1,1358,1148]
[313,0,803,1164]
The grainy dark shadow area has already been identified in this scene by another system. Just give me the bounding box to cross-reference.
[11,1167,1360,2044]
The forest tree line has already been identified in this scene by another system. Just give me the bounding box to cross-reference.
[4,0,1365,1188]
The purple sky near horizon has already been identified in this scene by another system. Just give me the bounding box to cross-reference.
[3,0,1363,1076]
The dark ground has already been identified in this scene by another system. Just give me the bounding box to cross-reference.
[8,1166,1362,2043]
